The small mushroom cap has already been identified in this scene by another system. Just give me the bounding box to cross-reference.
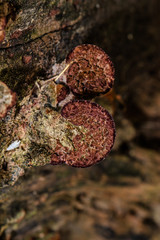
[53,100,115,167]
[57,84,70,104]
[66,44,115,97]
[0,81,16,119]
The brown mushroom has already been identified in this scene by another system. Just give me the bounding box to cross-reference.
[51,100,115,167]
[0,81,16,119]
[66,44,115,97]
[57,84,70,104]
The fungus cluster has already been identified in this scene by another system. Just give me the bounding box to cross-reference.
[52,44,116,167]
[0,81,16,119]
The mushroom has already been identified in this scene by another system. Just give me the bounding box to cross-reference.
[42,44,114,102]
[51,100,115,167]
[65,44,115,97]
[57,84,70,104]
[0,81,16,119]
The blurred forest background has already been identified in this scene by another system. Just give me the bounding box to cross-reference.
[0,0,160,239]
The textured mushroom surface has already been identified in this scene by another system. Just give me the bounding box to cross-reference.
[0,81,16,118]
[52,100,115,167]
[57,84,70,104]
[66,44,115,97]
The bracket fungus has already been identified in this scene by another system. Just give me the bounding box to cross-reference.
[51,100,115,167]
[0,81,16,119]
[65,44,115,97]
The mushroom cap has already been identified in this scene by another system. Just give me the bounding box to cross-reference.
[57,84,70,104]
[0,81,16,119]
[66,44,115,97]
[51,100,115,167]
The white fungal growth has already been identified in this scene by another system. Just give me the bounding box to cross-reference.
[6,140,21,151]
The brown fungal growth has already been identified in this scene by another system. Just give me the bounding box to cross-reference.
[57,84,70,104]
[0,17,6,43]
[0,29,5,43]
[66,44,115,97]
[51,100,115,167]
[22,55,32,64]
[0,81,16,119]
